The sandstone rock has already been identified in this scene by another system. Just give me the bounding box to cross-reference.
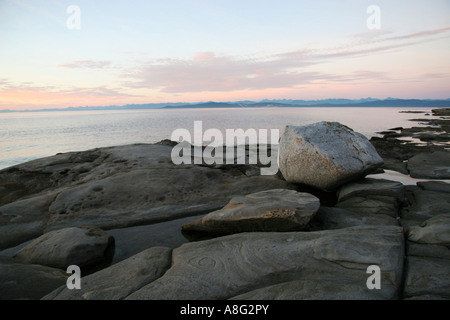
[403,256,450,299]
[0,143,292,250]
[312,206,398,230]
[333,178,406,219]
[182,189,320,234]
[401,187,450,228]
[43,247,172,300]
[407,151,450,179]
[126,225,404,300]
[13,226,115,273]
[337,178,406,203]
[230,278,391,300]
[336,195,399,218]
[0,191,57,250]
[0,256,67,300]
[407,214,450,246]
[406,242,450,260]
[279,122,383,191]
[417,181,450,193]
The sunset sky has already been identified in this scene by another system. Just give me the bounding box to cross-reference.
[0,0,449,110]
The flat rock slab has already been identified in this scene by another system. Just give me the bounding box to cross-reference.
[417,181,450,193]
[407,151,450,179]
[336,195,399,218]
[312,206,398,230]
[126,225,404,300]
[0,143,292,250]
[401,188,450,228]
[403,256,450,299]
[337,178,405,203]
[13,226,115,273]
[407,214,450,246]
[182,189,320,235]
[43,247,172,300]
[279,122,383,191]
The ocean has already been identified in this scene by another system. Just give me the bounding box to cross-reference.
[0,106,434,170]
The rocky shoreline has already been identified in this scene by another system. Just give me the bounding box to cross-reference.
[0,108,449,300]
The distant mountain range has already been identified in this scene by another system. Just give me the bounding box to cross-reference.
[1,98,449,112]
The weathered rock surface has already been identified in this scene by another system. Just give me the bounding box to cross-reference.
[407,151,450,179]
[334,178,406,219]
[279,122,384,191]
[43,247,172,300]
[230,279,391,300]
[337,178,406,203]
[400,180,450,300]
[407,214,450,245]
[417,181,450,193]
[182,189,320,235]
[126,226,404,300]
[312,206,398,230]
[336,195,399,218]
[403,256,450,299]
[401,187,450,228]
[0,143,292,250]
[0,256,67,300]
[13,226,115,273]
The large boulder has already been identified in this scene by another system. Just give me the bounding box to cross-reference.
[279,122,383,191]
[13,226,115,273]
[126,225,404,300]
[182,189,320,235]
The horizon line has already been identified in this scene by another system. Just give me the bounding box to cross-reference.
[1,97,450,113]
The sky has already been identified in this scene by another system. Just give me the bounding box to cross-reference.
[0,0,449,110]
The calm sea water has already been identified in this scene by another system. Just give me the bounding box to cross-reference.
[0,107,434,170]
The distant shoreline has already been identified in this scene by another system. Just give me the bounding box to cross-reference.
[1,98,449,113]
